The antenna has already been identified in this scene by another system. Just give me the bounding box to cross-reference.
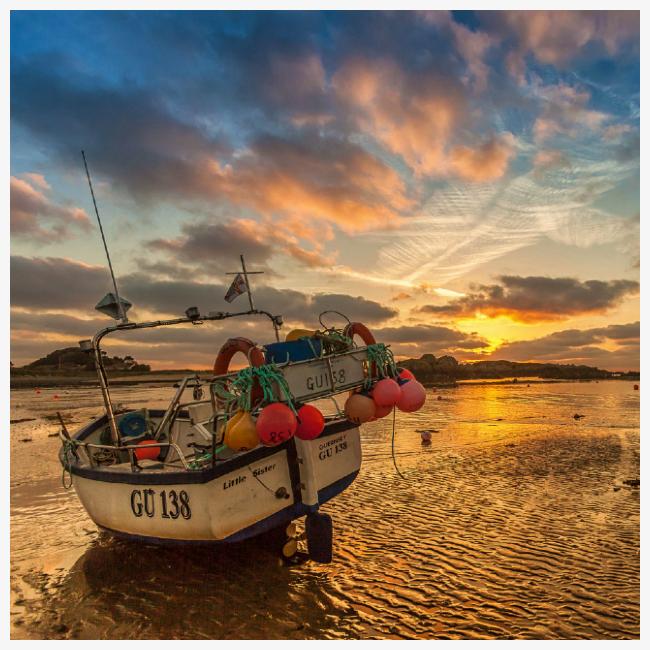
[81,150,128,323]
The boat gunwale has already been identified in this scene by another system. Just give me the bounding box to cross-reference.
[65,413,359,485]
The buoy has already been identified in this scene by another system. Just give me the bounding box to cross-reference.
[420,431,432,443]
[285,329,316,342]
[373,403,393,419]
[134,439,161,461]
[53,395,59,400]
[295,404,325,440]
[225,409,245,435]
[256,403,297,446]
[397,368,416,382]
[634,384,639,390]
[35,388,41,394]
[224,411,259,451]
[372,378,401,407]
[397,380,426,412]
[344,393,376,424]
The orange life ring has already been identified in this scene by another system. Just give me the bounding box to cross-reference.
[343,322,376,347]
[213,338,266,408]
[344,322,379,381]
[213,337,265,375]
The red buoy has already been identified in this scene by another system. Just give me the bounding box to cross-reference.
[295,404,325,440]
[397,368,416,382]
[134,439,161,461]
[256,403,297,446]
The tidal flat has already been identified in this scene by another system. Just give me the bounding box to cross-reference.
[10,381,640,639]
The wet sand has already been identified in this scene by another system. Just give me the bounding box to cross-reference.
[10,381,640,639]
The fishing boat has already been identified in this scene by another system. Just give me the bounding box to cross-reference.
[57,155,427,562]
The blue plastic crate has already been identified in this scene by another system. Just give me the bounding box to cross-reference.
[265,338,322,364]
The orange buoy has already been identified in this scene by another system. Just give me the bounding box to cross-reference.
[344,393,376,424]
[634,384,639,390]
[224,411,259,452]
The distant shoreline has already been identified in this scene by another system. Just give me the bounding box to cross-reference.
[9,372,639,390]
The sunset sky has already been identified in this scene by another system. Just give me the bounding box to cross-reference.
[10,10,640,370]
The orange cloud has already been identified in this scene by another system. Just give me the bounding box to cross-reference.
[332,57,515,183]
[419,275,639,323]
[209,134,413,233]
[449,133,516,182]
[332,57,466,177]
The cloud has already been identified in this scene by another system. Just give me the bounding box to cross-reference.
[420,275,639,322]
[10,254,400,365]
[10,256,112,310]
[11,59,412,235]
[485,11,639,81]
[490,321,639,370]
[11,175,91,242]
[11,61,229,201]
[332,57,465,177]
[449,133,516,182]
[206,133,413,233]
[532,149,571,176]
[11,254,396,338]
[532,82,608,143]
[367,323,491,359]
[419,11,498,92]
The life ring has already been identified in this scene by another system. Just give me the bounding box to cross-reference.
[344,322,377,380]
[343,322,376,347]
[213,338,266,408]
[213,337,265,375]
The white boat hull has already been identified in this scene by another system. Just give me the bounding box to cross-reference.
[69,422,362,543]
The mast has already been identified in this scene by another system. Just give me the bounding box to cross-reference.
[81,150,128,324]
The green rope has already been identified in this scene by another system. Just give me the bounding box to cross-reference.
[365,343,398,387]
[211,363,299,415]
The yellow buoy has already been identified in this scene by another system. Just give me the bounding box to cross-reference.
[285,329,316,342]
[224,411,259,452]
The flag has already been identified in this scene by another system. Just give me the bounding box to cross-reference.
[224,273,248,303]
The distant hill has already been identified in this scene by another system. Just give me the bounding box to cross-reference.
[400,354,639,383]
[13,347,151,374]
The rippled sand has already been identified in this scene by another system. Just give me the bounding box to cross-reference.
[10,381,640,639]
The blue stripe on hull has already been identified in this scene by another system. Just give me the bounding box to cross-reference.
[97,469,360,546]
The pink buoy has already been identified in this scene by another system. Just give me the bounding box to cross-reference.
[256,403,297,446]
[396,380,426,412]
[295,404,325,440]
[398,368,416,382]
[372,378,401,407]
